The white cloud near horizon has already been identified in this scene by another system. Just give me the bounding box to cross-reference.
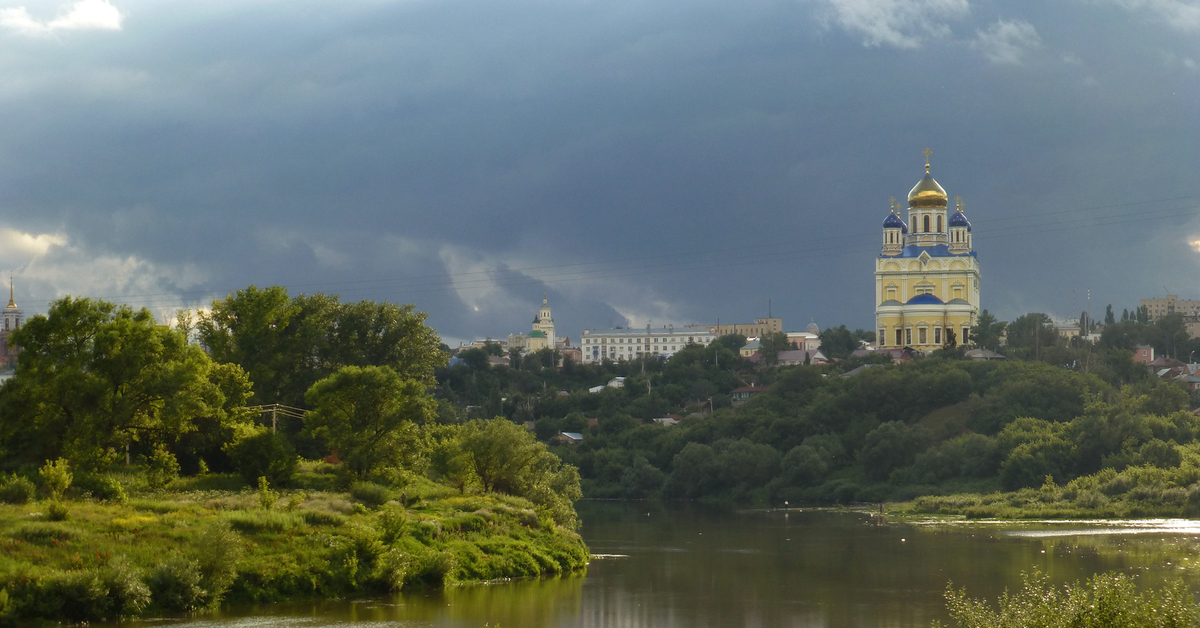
[813,0,970,48]
[0,0,122,35]
[971,19,1041,65]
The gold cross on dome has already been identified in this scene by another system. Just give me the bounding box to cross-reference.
[955,195,962,211]
[889,196,896,211]
[922,148,933,172]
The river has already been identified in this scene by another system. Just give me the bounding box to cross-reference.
[109,501,1200,627]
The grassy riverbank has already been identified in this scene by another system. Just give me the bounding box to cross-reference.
[0,465,588,625]
[896,461,1200,519]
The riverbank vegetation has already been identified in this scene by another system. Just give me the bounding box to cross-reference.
[438,323,1200,511]
[935,571,1198,627]
[0,462,586,624]
[0,289,586,624]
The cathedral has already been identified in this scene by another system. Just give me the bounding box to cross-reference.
[875,151,980,350]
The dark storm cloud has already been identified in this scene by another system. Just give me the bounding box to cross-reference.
[0,0,1195,343]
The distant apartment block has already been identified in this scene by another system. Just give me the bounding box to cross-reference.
[580,325,715,364]
[1141,295,1200,321]
[687,317,782,339]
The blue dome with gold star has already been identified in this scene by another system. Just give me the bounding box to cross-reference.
[883,213,906,230]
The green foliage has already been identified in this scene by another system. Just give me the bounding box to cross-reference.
[227,431,297,486]
[936,571,1198,628]
[101,555,151,618]
[45,500,71,521]
[143,446,180,491]
[759,331,792,365]
[194,522,243,603]
[972,310,1005,352]
[350,481,391,507]
[456,418,582,528]
[39,458,71,500]
[859,422,931,481]
[0,297,254,471]
[74,473,128,503]
[304,365,434,478]
[0,474,35,504]
[197,287,446,408]
[148,555,207,612]
[14,522,82,543]
[257,476,279,509]
[222,509,304,533]
[818,325,860,359]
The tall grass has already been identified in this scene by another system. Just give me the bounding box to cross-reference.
[934,571,1198,627]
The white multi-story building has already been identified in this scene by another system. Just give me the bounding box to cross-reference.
[580,325,716,364]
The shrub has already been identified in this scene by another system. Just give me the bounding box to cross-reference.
[43,570,111,622]
[285,491,307,511]
[0,474,36,504]
[227,432,297,487]
[75,474,128,504]
[194,523,242,602]
[148,555,207,612]
[257,476,279,510]
[378,507,410,543]
[39,458,72,500]
[101,555,151,617]
[45,500,70,521]
[143,447,181,491]
[350,482,391,508]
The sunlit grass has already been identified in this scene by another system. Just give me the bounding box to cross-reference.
[0,469,588,624]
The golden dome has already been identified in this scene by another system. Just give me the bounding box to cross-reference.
[908,168,947,208]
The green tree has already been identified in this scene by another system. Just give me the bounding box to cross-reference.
[819,325,860,359]
[199,287,445,407]
[304,365,434,478]
[457,418,582,527]
[1105,304,1116,325]
[972,309,1005,351]
[759,332,791,366]
[1146,313,1189,359]
[1100,320,1142,351]
[0,297,250,470]
[1006,313,1059,359]
[715,334,747,352]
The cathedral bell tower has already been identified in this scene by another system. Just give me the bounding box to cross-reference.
[3,278,20,333]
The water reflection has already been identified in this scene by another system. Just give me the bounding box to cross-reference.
[107,502,1200,628]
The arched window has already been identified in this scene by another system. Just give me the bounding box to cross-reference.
[923,215,930,232]
[937,216,943,232]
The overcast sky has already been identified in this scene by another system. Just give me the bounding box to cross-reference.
[0,0,1196,345]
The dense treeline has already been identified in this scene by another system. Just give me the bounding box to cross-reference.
[437,327,1200,505]
[432,305,1200,506]
[561,359,1199,504]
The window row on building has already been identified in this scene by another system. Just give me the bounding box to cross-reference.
[880,324,970,348]
[579,327,716,364]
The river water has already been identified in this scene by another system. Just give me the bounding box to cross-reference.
[116,501,1200,628]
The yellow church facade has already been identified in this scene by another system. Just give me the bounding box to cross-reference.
[875,152,979,351]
